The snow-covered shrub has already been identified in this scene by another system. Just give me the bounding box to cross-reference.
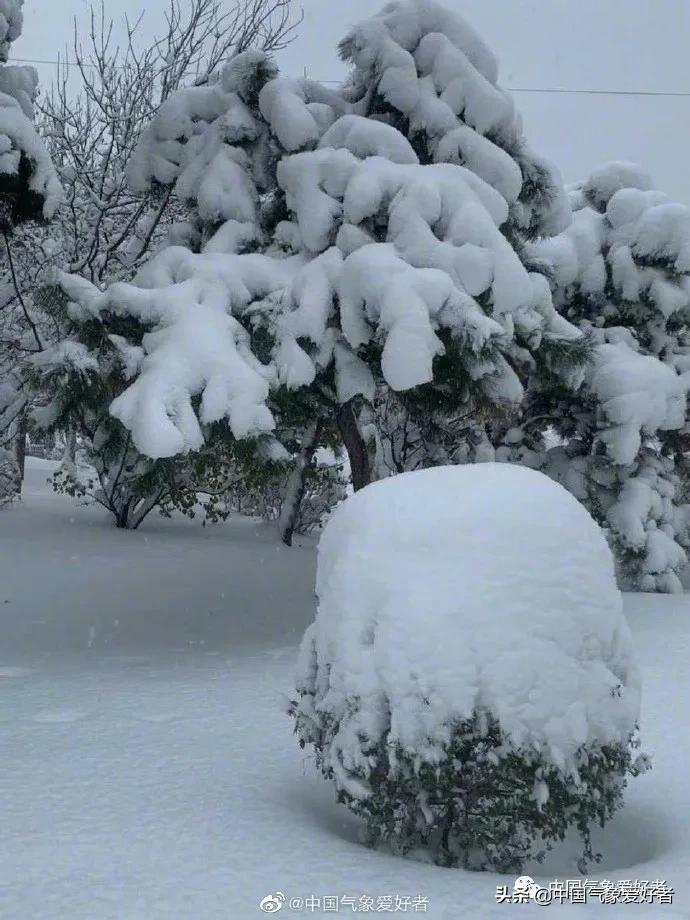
[291,464,648,872]
[509,163,690,591]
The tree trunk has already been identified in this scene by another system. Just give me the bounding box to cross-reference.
[63,428,77,464]
[279,419,324,547]
[14,412,28,493]
[337,400,371,492]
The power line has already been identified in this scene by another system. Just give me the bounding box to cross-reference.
[509,87,690,98]
[12,57,690,97]
[314,77,690,97]
[12,56,107,71]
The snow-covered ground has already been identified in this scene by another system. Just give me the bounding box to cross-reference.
[1,459,688,919]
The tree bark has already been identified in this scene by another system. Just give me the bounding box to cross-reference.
[279,418,324,547]
[63,428,77,464]
[14,412,28,493]
[336,400,371,492]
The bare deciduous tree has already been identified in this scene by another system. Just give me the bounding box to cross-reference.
[41,0,302,284]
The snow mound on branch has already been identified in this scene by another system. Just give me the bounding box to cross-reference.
[582,161,653,210]
[0,1,62,220]
[128,51,347,195]
[277,147,556,396]
[258,76,343,152]
[0,60,62,220]
[0,92,62,218]
[607,464,689,594]
[538,174,690,314]
[339,0,570,234]
[339,0,500,101]
[0,63,36,117]
[319,114,418,165]
[0,0,22,63]
[106,278,277,458]
[589,343,689,466]
[59,253,306,458]
[297,463,640,779]
[126,83,230,191]
[278,149,530,311]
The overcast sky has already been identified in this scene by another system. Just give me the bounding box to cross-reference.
[16,0,690,203]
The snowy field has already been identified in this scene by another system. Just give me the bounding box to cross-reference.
[1,458,689,920]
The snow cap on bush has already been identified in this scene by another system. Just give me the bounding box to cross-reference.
[299,463,639,776]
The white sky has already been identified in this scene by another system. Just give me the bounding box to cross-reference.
[16,0,690,203]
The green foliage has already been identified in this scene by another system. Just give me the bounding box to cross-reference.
[34,308,202,528]
[170,422,346,532]
[290,702,649,874]
[532,332,596,392]
[0,152,49,228]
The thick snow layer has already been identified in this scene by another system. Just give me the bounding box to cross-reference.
[128,52,347,197]
[126,82,229,192]
[533,162,690,450]
[608,469,689,595]
[589,343,689,466]
[1,461,689,919]
[546,164,690,313]
[319,114,419,165]
[71,125,571,458]
[102,3,579,462]
[0,0,22,62]
[0,88,62,218]
[0,62,36,117]
[0,1,61,218]
[300,464,640,778]
[278,150,532,315]
[339,0,570,234]
[340,0,500,114]
[582,161,653,210]
[259,76,333,152]
[59,252,305,458]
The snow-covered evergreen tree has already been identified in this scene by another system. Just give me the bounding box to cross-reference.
[338,0,570,240]
[503,163,690,591]
[58,0,583,529]
[0,0,60,227]
[335,0,586,470]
